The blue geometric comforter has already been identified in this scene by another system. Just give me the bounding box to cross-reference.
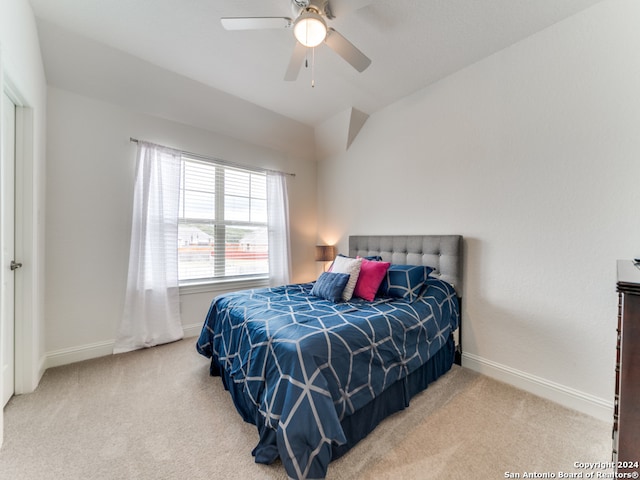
[196,277,459,480]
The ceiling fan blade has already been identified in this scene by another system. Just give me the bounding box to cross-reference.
[221,17,292,30]
[284,42,307,81]
[324,28,371,72]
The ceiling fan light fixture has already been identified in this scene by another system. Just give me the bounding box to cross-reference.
[293,10,327,47]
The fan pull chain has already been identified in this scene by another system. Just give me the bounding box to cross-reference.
[311,47,315,88]
[302,47,316,88]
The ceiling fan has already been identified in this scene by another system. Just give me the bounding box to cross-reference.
[220,0,372,81]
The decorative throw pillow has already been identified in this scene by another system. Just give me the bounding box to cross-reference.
[329,255,362,301]
[353,257,391,301]
[310,272,351,302]
[379,265,432,302]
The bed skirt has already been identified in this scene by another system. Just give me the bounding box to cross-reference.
[331,332,456,459]
[210,332,456,465]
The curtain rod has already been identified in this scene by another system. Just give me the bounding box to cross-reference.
[129,137,296,178]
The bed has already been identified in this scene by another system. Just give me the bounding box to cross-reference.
[196,235,463,480]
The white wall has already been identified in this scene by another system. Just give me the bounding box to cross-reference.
[36,19,317,165]
[0,0,48,446]
[44,87,317,366]
[317,0,640,421]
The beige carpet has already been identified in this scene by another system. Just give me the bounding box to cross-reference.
[0,338,612,480]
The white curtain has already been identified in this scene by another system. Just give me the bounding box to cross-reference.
[267,172,292,287]
[114,141,183,354]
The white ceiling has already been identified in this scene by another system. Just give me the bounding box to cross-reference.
[29,0,604,128]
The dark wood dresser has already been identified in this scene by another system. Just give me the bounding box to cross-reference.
[613,260,640,473]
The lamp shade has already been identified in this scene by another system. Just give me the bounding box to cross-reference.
[294,10,327,47]
[315,245,336,262]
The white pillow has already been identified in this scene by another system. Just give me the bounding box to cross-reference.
[330,256,362,301]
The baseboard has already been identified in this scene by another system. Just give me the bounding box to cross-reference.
[462,352,614,423]
[44,323,203,370]
[182,323,202,338]
[43,334,613,422]
[45,340,115,369]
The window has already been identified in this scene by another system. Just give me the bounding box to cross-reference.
[178,156,269,284]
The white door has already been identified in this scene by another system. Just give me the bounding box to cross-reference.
[1,91,16,408]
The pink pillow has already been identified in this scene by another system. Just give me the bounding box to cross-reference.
[353,257,391,301]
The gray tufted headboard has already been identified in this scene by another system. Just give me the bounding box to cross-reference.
[348,235,463,298]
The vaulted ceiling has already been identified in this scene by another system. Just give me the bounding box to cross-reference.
[29,0,604,154]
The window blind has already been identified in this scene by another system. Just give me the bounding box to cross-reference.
[178,156,269,284]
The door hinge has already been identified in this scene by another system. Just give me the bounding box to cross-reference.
[10,260,22,271]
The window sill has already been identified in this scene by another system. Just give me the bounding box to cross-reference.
[179,276,270,296]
